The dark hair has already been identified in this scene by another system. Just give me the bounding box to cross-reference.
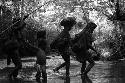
[60,17,76,28]
[85,22,97,31]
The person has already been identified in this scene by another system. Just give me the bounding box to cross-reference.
[72,21,99,75]
[51,18,99,78]
[21,39,47,82]
[5,16,24,79]
[50,17,76,78]
[14,17,47,82]
[5,15,29,79]
[5,38,21,80]
[20,30,47,82]
[34,47,47,82]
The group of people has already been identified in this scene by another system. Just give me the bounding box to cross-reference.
[50,17,100,82]
[2,14,100,83]
[3,15,47,82]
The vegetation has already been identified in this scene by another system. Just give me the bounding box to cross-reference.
[0,0,125,60]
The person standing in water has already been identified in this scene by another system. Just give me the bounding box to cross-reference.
[50,17,76,80]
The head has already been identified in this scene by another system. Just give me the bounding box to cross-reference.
[85,22,97,33]
[60,17,76,31]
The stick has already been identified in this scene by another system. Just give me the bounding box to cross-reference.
[0,1,52,35]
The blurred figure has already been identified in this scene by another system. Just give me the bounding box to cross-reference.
[5,16,25,79]
[5,15,29,80]
[50,17,76,80]
[72,21,99,76]
[34,48,47,83]
[5,39,21,80]
[19,36,47,82]
[22,33,47,82]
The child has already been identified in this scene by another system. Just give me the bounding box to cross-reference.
[72,21,99,76]
[51,17,76,78]
[5,38,22,80]
[35,48,47,82]
[20,38,47,82]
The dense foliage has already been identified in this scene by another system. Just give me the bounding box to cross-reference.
[0,0,125,60]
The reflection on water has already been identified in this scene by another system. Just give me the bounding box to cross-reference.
[0,58,125,83]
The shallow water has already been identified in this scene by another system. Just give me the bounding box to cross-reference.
[0,56,125,83]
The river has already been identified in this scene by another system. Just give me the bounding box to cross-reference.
[0,56,125,83]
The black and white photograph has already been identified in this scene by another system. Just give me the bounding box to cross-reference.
[0,0,125,83]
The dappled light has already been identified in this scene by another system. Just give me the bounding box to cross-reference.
[0,0,124,60]
[1,0,125,83]
[0,0,123,58]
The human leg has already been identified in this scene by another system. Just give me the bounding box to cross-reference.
[35,49,46,79]
[75,51,87,75]
[61,51,70,77]
[62,53,70,83]
[35,64,41,79]
[53,62,66,72]
[11,63,22,78]
[41,65,47,83]
[84,52,95,75]
[81,61,86,75]
[54,51,70,77]
[53,51,67,72]
[65,58,70,77]
[9,51,22,79]
[35,64,47,82]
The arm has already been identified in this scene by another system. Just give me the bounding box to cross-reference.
[88,44,98,54]
[86,32,98,53]
[88,44,100,57]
